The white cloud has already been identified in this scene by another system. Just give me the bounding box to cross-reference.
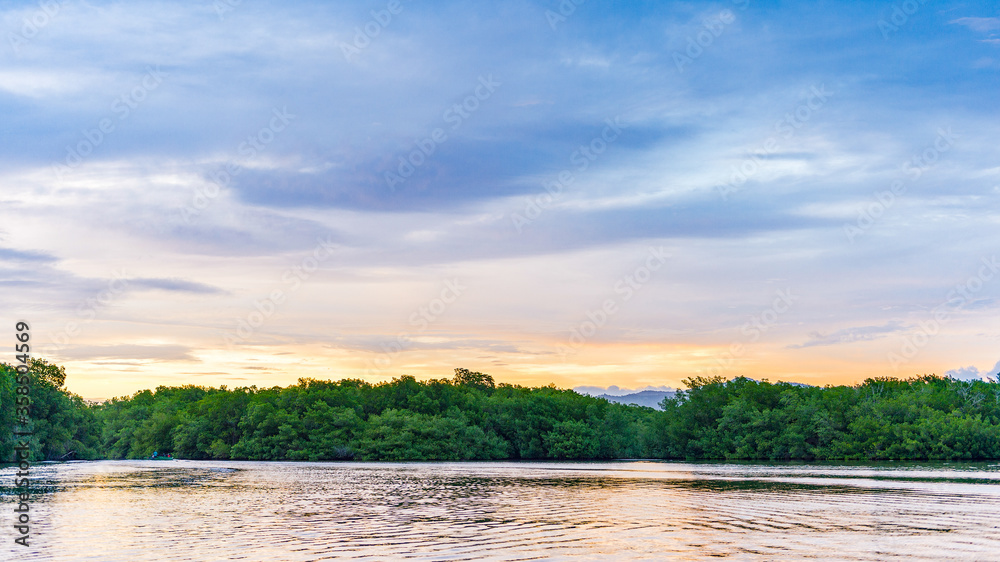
[945,365,984,381]
[0,69,104,98]
[951,17,1000,33]
[574,385,676,397]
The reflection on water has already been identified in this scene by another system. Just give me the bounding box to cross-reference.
[3,460,1000,560]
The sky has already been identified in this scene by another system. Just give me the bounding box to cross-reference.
[1,0,998,400]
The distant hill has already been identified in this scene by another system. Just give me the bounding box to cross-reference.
[597,390,675,410]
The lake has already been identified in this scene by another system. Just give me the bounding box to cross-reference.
[3,460,1000,560]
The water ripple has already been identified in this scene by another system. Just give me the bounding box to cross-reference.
[3,461,1000,561]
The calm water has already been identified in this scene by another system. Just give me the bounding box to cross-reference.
[3,460,1000,560]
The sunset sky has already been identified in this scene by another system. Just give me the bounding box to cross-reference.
[2,0,999,400]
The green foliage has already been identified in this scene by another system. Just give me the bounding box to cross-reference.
[83,367,654,461]
[7,360,1000,463]
[660,375,1000,461]
[452,368,495,391]
[0,359,101,461]
[544,420,599,459]
[355,409,508,460]
[28,358,67,388]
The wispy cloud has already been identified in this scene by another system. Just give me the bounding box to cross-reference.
[0,247,58,262]
[55,344,199,362]
[788,322,907,349]
[130,277,227,295]
[950,17,1000,33]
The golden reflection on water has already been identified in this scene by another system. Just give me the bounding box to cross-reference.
[3,461,1000,561]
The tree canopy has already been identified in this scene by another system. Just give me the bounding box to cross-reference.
[4,363,1000,462]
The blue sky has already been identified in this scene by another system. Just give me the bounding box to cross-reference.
[1,0,998,398]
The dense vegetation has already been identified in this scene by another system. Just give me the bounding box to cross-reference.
[659,375,1000,460]
[0,359,102,462]
[4,361,1000,462]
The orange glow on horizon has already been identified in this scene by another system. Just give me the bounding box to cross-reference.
[57,338,968,401]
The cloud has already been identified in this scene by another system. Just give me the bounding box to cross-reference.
[129,277,227,294]
[950,17,1000,33]
[0,247,58,262]
[53,344,199,363]
[990,360,1000,378]
[788,322,906,349]
[945,358,1000,381]
[960,298,997,311]
[330,335,525,355]
[945,365,984,381]
[574,385,676,397]
[227,122,689,212]
[0,69,105,99]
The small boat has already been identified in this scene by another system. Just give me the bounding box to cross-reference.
[149,452,176,460]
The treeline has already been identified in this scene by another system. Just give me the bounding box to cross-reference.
[0,360,101,462]
[2,365,655,461]
[659,374,1000,460]
[94,368,654,461]
[4,361,1000,462]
